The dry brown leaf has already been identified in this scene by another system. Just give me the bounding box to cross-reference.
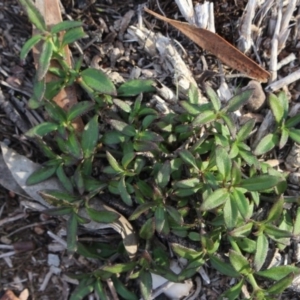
[0,290,19,300]
[144,8,270,83]
[33,0,84,131]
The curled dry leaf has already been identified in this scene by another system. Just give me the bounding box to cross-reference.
[144,8,270,83]
[0,143,138,258]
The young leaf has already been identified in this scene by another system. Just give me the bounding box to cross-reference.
[67,101,94,122]
[51,20,83,34]
[225,89,253,112]
[253,133,279,155]
[26,122,58,137]
[38,39,53,80]
[61,26,87,46]
[279,127,289,149]
[113,98,131,113]
[20,34,43,60]
[80,68,117,95]
[139,270,152,300]
[200,188,229,211]
[67,212,78,253]
[269,93,284,124]
[86,207,119,223]
[205,84,221,111]
[229,250,251,275]
[215,145,231,180]
[254,234,268,271]
[65,131,83,159]
[26,165,57,185]
[156,161,171,188]
[239,175,280,191]
[106,151,124,173]
[81,115,99,158]
[117,79,155,97]
[19,0,47,31]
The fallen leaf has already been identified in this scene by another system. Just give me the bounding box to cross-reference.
[0,290,19,300]
[144,8,270,83]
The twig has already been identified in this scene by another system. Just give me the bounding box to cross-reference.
[266,68,300,92]
[0,212,27,226]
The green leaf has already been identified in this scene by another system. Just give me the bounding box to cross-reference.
[288,128,300,144]
[254,234,268,271]
[129,202,154,220]
[121,152,135,169]
[139,271,152,300]
[112,276,138,300]
[285,113,300,128]
[219,279,244,300]
[44,100,67,123]
[166,205,183,225]
[70,278,94,300]
[118,177,132,206]
[205,84,221,111]
[20,34,43,60]
[171,243,200,260]
[210,255,239,277]
[94,280,108,300]
[102,131,126,144]
[254,133,279,155]
[81,115,99,158]
[139,217,155,239]
[39,189,79,205]
[56,164,74,193]
[264,224,292,240]
[188,84,199,104]
[192,110,216,127]
[26,165,57,185]
[224,197,238,229]
[269,93,284,124]
[51,20,83,34]
[109,119,136,137]
[215,146,231,180]
[30,78,46,104]
[293,207,300,236]
[43,207,73,216]
[106,151,124,173]
[236,118,256,142]
[65,131,83,159]
[67,101,94,121]
[200,188,229,211]
[136,181,153,198]
[231,188,250,220]
[180,101,203,115]
[178,256,205,280]
[102,262,136,274]
[266,196,283,223]
[256,265,300,281]
[229,223,253,237]
[86,207,119,223]
[38,39,53,80]
[178,149,199,170]
[113,98,131,113]
[62,26,87,46]
[226,89,253,112]
[156,161,171,188]
[117,79,155,97]
[155,206,166,234]
[279,127,289,149]
[267,273,294,295]
[67,213,78,253]
[236,237,256,253]
[174,178,200,189]
[80,68,116,95]
[26,122,58,137]
[239,175,280,191]
[18,0,46,31]
[229,250,251,275]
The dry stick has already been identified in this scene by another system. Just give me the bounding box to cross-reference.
[269,0,282,82]
[33,0,84,132]
[266,68,300,92]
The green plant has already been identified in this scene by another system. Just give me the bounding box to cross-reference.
[18,0,300,299]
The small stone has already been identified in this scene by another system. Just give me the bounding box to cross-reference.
[47,254,60,267]
[244,80,266,112]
